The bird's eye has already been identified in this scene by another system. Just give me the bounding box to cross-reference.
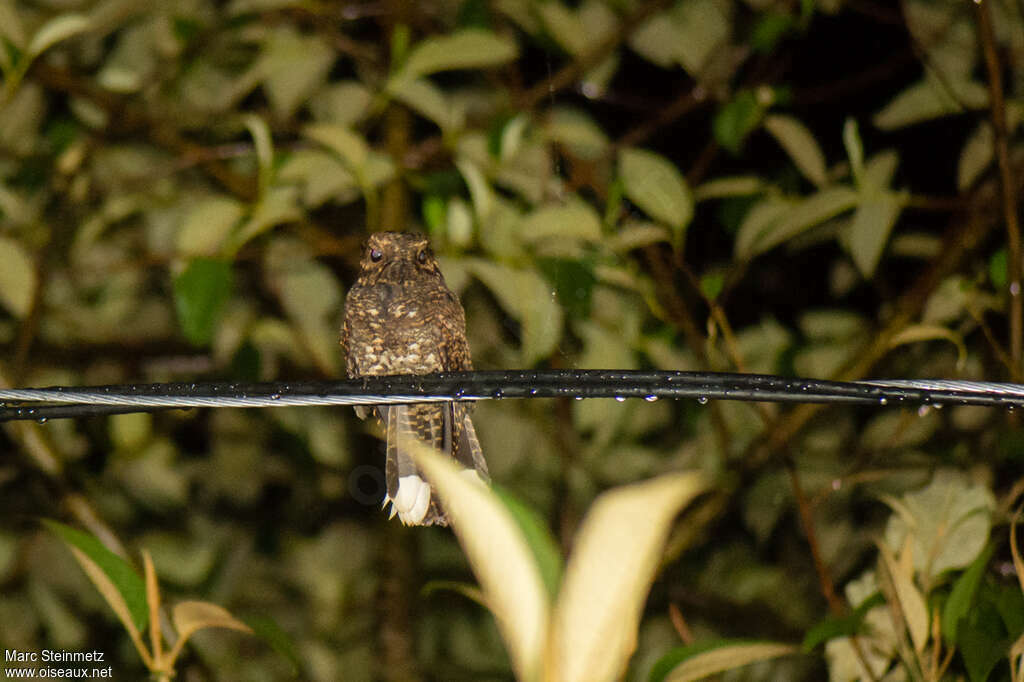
[370,248,383,262]
[417,250,428,264]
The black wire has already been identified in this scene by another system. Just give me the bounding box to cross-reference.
[2,370,1023,422]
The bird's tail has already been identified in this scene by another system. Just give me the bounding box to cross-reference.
[380,402,488,526]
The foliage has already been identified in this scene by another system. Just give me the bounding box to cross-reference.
[1,0,1024,680]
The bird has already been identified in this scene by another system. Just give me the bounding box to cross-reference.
[341,232,488,526]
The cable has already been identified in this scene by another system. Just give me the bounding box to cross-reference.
[1,371,1023,421]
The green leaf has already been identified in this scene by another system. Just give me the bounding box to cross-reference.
[750,11,794,52]
[714,90,767,155]
[619,147,693,241]
[802,592,885,651]
[537,258,596,319]
[942,544,994,646]
[393,29,517,84]
[994,583,1024,638]
[245,615,305,678]
[958,601,1010,682]
[650,639,799,682]
[174,258,234,346]
[763,114,827,187]
[492,486,563,598]
[43,520,148,633]
[421,580,487,607]
[422,194,446,233]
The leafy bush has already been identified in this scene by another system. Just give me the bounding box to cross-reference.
[2,0,1024,680]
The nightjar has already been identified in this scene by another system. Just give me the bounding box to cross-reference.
[341,232,488,526]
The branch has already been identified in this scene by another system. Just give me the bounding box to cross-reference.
[976,0,1022,380]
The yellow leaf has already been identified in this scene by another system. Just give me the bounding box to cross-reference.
[411,443,550,682]
[664,642,799,682]
[547,473,707,682]
[172,601,253,645]
[877,539,929,653]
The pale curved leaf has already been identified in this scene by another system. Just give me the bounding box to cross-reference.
[28,13,90,59]
[764,115,827,187]
[619,148,693,237]
[0,1,26,51]
[843,193,905,277]
[243,114,274,198]
[547,472,708,682]
[392,78,463,131]
[694,176,764,201]
[455,157,493,220]
[734,197,791,259]
[874,78,987,131]
[411,443,550,682]
[883,470,995,581]
[661,641,799,682]
[545,108,609,161]
[886,324,966,370]
[303,123,368,170]
[539,2,587,55]
[465,260,563,365]
[957,122,994,191]
[395,29,517,84]
[257,28,335,119]
[520,198,602,245]
[0,236,36,318]
[738,187,858,259]
[176,196,245,257]
[172,600,253,646]
[877,539,929,653]
[843,118,864,186]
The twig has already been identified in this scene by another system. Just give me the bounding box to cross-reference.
[976,0,1022,380]
[787,461,843,614]
[615,88,709,151]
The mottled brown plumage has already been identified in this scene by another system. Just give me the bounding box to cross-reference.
[341,232,487,526]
